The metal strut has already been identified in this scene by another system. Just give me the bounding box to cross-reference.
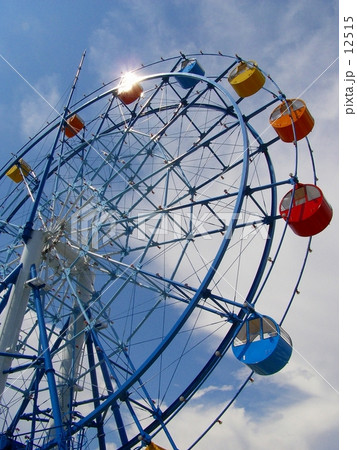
[22,50,86,243]
[28,264,67,449]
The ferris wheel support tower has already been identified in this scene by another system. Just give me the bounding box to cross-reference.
[0,230,44,398]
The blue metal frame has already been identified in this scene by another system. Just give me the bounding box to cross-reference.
[0,53,319,449]
[28,264,66,449]
[4,318,70,441]
[36,70,251,449]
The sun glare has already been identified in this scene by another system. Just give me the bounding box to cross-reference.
[118,72,140,93]
[116,72,143,105]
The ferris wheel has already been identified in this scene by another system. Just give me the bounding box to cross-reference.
[0,52,332,450]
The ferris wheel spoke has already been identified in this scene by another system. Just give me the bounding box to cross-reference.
[92,95,117,139]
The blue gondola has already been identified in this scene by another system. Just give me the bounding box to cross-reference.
[175,59,205,89]
[232,315,293,375]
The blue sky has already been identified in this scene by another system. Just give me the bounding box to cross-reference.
[0,1,340,449]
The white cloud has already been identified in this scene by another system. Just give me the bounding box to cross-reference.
[153,378,337,450]
[193,383,234,399]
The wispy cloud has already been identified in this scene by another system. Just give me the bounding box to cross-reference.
[193,383,234,399]
[20,74,61,138]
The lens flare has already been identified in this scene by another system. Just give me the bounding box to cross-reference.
[116,72,143,104]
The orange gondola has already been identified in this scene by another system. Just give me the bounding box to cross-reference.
[64,114,85,138]
[116,73,143,105]
[145,442,167,450]
[269,99,314,142]
[117,83,143,105]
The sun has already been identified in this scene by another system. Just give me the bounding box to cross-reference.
[116,72,143,104]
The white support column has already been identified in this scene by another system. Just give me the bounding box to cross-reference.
[0,230,44,399]
[52,242,94,424]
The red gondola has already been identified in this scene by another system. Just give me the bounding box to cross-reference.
[279,184,333,236]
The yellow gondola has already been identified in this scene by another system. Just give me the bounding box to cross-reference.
[228,60,265,97]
